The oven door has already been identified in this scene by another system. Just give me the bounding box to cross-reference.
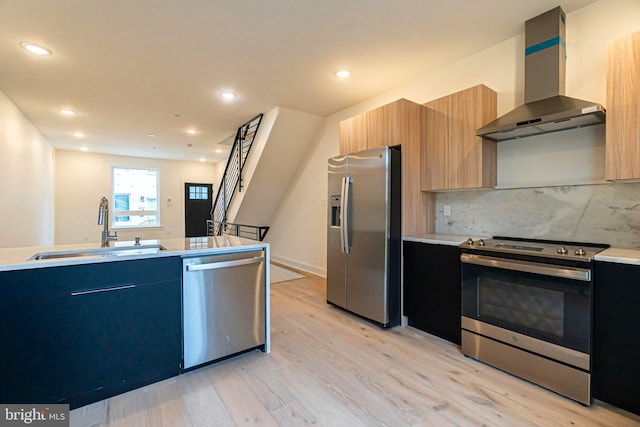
[461,253,592,355]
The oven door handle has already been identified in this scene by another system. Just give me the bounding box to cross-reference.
[460,254,591,281]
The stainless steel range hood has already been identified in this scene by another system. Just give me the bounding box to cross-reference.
[477,7,605,142]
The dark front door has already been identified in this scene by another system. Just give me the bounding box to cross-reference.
[184,183,213,237]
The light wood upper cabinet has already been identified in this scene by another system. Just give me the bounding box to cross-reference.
[421,85,497,191]
[367,99,419,149]
[337,98,433,236]
[606,31,640,181]
[338,98,422,154]
[339,112,368,155]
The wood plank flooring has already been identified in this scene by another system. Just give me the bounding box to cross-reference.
[71,275,640,427]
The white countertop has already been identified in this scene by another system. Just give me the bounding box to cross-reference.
[595,247,640,265]
[0,236,269,272]
[403,234,483,246]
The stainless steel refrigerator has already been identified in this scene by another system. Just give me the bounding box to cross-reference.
[326,145,401,328]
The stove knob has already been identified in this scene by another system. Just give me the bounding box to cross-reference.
[466,238,474,246]
[557,246,568,255]
[575,248,586,256]
[478,239,485,247]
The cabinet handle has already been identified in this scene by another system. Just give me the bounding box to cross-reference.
[71,284,136,296]
[185,256,264,272]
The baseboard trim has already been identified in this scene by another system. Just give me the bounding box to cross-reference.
[270,254,326,278]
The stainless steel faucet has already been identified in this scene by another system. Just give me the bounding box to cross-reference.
[98,196,118,247]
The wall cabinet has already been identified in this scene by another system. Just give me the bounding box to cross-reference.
[421,85,497,191]
[0,257,182,409]
[605,31,640,181]
[403,241,461,345]
[592,261,640,415]
[339,98,432,236]
[339,112,368,155]
[338,98,423,153]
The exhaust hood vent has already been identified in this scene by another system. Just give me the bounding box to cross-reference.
[477,7,605,142]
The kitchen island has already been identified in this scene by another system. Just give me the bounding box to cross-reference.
[0,236,270,409]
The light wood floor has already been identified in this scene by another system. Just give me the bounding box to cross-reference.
[71,274,640,427]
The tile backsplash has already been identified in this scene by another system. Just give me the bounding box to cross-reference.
[435,182,640,248]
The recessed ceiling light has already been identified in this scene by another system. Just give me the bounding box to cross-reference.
[220,91,236,100]
[336,70,351,78]
[80,147,88,152]
[199,158,206,162]
[186,129,197,135]
[73,132,84,138]
[60,109,75,116]
[147,134,156,137]
[21,42,52,56]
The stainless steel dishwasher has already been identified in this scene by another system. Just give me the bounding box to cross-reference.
[182,250,266,370]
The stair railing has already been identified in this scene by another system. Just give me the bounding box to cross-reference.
[210,114,263,237]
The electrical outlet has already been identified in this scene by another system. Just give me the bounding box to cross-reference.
[444,205,451,217]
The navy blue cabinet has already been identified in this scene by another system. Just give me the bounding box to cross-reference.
[0,257,182,409]
[593,261,640,415]
[403,241,461,345]
[2,290,107,404]
[105,278,181,394]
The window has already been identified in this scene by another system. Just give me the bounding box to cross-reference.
[112,167,159,227]
[189,185,209,200]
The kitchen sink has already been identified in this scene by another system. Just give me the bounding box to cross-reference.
[28,244,167,261]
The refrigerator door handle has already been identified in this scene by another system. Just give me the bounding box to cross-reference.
[339,176,346,253]
[342,176,352,253]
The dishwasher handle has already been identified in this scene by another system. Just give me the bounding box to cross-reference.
[185,256,264,272]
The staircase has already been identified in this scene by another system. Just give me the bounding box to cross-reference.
[209,114,266,239]
[208,107,324,243]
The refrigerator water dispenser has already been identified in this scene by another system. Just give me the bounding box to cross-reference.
[330,195,341,227]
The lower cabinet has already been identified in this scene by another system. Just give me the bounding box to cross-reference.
[2,290,107,405]
[0,257,182,409]
[104,278,181,396]
[593,261,640,415]
[403,241,461,345]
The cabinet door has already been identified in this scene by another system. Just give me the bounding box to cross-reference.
[605,31,640,180]
[2,292,107,404]
[422,96,449,191]
[447,86,496,189]
[104,279,182,390]
[422,85,496,191]
[339,112,368,155]
[593,261,640,415]
[367,99,422,149]
[403,241,461,344]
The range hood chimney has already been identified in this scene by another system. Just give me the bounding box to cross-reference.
[477,6,605,141]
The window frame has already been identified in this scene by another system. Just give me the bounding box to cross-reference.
[111,166,160,229]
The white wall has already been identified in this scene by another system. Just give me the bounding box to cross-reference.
[55,150,217,244]
[265,0,640,276]
[233,107,324,226]
[0,90,55,248]
[266,119,337,275]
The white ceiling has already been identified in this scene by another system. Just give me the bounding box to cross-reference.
[0,0,599,163]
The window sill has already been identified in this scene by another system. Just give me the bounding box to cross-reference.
[112,225,164,230]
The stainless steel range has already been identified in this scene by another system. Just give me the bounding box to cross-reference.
[460,236,609,405]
